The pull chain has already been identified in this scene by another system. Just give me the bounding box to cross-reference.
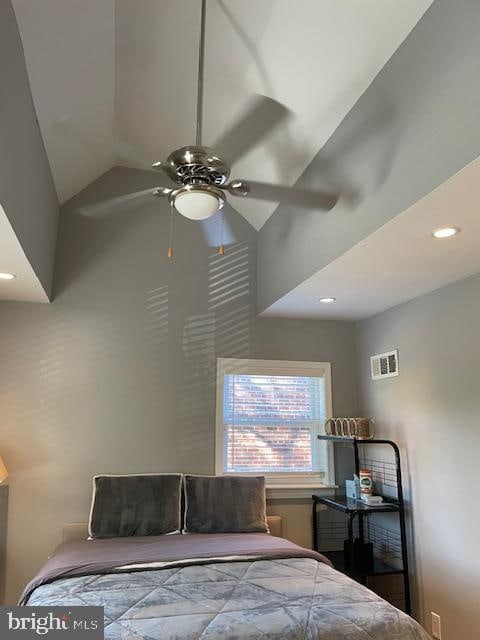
[167,201,174,259]
[218,210,225,255]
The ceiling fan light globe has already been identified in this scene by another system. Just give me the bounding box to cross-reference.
[173,189,222,220]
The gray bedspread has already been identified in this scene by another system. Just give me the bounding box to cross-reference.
[24,535,430,639]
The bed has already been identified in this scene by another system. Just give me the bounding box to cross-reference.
[22,523,430,639]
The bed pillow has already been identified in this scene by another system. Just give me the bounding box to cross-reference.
[89,474,182,538]
[184,475,269,534]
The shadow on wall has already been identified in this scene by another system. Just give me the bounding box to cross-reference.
[52,166,257,469]
[179,242,253,458]
[0,166,257,603]
[180,312,217,457]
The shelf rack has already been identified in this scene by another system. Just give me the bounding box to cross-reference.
[312,435,411,614]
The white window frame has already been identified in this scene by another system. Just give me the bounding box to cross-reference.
[215,357,334,490]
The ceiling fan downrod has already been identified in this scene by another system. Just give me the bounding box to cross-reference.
[196,0,207,147]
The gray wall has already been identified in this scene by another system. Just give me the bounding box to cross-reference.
[0,167,357,603]
[0,1,58,298]
[355,273,480,640]
[258,0,480,311]
[2,162,478,636]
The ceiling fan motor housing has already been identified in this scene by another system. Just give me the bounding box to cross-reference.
[161,145,230,187]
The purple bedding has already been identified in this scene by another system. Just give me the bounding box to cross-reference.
[23,533,431,639]
[20,532,329,605]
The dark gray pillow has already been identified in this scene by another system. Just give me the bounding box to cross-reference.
[184,475,269,534]
[89,474,182,538]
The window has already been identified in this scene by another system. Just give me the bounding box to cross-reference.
[215,358,333,487]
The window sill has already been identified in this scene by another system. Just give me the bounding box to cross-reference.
[266,484,337,500]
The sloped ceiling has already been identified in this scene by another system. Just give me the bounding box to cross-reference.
[0,0,58,303]
[0,205,49,302]
[11,0,116,206]
[12,0,433,229]
[262,158,480,320]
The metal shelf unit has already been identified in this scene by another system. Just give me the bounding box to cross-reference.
[312,436,411,614]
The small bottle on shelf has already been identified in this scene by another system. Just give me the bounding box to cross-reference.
[359,469,372,495]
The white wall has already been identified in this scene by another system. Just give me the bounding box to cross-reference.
[355,273,480,640]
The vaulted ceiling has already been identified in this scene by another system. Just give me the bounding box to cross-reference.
[12,0,433,230]
[6,0,479,319]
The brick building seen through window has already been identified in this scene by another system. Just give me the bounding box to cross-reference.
[216,359,332,486]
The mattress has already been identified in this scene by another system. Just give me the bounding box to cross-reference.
[23,533,430,639]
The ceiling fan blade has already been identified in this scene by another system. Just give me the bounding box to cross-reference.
[213,95,292,165]
[78,187,171,219]
[226,180,338,211]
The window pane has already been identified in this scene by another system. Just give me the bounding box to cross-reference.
[223,373,327,475]
[226,424,314,472]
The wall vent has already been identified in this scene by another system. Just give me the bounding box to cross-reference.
[370,350,398,380]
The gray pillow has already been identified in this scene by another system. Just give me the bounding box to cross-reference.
[89,474,182,538]
[184,475,269,534]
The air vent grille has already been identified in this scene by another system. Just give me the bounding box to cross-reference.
[370,350,398,380]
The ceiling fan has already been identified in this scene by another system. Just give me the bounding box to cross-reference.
[82,0,339,254]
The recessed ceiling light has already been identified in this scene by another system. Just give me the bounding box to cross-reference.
[0,272,16,280]
[432,226,460,239]
[319,297,336,303]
